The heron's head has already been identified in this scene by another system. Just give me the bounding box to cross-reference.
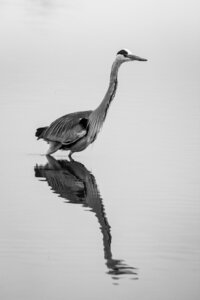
[116,49,147,63]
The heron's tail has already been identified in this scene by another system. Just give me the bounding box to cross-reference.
[35,127,47,139]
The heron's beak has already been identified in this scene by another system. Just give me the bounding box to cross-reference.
[128,54,147,61]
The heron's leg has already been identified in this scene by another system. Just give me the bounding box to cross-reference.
[69,151,74,161]
[46,142,61,155]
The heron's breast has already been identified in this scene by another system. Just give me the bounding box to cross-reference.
[69,136,90,152]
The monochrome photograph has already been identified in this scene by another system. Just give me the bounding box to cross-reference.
[0,1,199,299]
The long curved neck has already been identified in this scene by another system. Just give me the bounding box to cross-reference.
[88,59,122,142]
[95,59,121,115]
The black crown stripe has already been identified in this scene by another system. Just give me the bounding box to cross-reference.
[117,50,128,56]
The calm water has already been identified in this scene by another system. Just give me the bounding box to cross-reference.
[0,1,200,299]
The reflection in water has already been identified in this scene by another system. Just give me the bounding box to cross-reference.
[34,156,138,283]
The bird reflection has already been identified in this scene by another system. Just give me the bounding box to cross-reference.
[34,156,138,282]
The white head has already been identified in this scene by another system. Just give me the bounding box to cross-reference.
[116,48,147,63]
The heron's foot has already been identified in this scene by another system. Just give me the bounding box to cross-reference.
[46,142,61,155]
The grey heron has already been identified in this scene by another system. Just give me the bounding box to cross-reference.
[35,49,147,158]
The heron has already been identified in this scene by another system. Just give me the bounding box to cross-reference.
[35,49,147,158]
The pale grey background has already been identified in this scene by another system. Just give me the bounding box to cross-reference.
[0,1,199,299]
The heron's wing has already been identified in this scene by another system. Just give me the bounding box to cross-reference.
[42,111,92,144]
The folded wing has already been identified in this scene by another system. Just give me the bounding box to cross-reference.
[41,110,92,145]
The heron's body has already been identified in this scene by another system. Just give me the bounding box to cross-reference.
[36,110,92,155]
[36,49,147,157]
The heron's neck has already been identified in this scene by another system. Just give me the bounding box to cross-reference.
[88,59,122,142]
[95,59,121,115]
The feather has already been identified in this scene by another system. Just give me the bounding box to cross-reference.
[41,110,92,145]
